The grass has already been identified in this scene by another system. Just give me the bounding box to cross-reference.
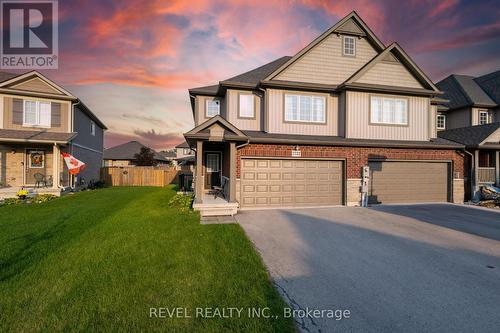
[0,186,295,332]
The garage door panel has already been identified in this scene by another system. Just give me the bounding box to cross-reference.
[369,161,449,204]
[241,158,343,208]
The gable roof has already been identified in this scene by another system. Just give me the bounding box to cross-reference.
[175,141,190,148]
[437,123,500,147]
[185,115,247,138]
[263,11,385,81]
[436,74,497,110]
[342,43,439,92]
[475,70,500,104]
[103,141,168,161]
[0,70,76,97]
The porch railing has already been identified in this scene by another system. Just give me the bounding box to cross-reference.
[478,167,496,183]
[222,176,230,200]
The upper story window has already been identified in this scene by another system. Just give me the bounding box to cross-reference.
[479,110,490,125]
[343,36,356,56]
[183,148,191,155]
[206,99,220,117]
[284,94,326,123]
[90,121,96,136]
[23,100,51,127]
[370,96,408,125]
[436,114,446,130]
[239,93,255,118]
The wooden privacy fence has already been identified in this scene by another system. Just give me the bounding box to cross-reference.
[100,167,178,187]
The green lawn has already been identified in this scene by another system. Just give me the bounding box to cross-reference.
[0,186,295,332]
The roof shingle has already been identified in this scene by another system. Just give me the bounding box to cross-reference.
[104,141,168,161]
[437,123,500,147]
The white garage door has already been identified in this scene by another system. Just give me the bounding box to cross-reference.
[240,158,343,208]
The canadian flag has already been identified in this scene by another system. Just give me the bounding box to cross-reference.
[61,152,86,175]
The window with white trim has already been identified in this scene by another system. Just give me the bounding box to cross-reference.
[23,100,51,127]
[284,94,326,123]
[479,110,489,125]
[239,94,254,118]
[370,96,408,125]
[90,121,96,136]
[436,114,446,130]
[343,36,356,56]
[206,99,220,117]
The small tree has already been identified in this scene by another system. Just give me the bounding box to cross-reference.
[134,147,158,166]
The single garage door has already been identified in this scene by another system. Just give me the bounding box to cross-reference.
[240,158,343,208]
[368,161,450,204]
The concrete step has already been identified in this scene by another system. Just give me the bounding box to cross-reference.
[193,202,239,217]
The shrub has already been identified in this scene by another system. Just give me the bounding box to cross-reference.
[2,197,22,206]
[168,193,194,213]
[33,194,58,204]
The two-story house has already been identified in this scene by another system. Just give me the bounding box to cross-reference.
[436,70,500,199]
[103,141,170,167]
[0,70,106,197]
[184,11,466,216]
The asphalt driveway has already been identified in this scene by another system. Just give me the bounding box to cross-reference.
[236,204,500,333]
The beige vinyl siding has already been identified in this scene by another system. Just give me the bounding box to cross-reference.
[194,95,226,126]
[346,91,429,141]
[446,107,472,129]
[10,78,63,95]
[267,89,338,136]
[2,96,69,132]
[355,61,423,89]
[274,34,377,85]
[483,128,500,143]
[226,89,262,131]
[429,104,437,138]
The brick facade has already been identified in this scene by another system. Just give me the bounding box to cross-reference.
[237,144,465,179]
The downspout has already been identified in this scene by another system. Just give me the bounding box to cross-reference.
[463,149,475,201]
[69,100,81,189]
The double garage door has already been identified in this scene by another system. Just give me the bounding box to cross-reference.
[240,158,343,208]
[240,158,451,208]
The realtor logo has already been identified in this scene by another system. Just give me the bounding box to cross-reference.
[1,0,58,69]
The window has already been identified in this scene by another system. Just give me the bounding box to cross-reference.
[23,100,51,127]
[183,148,191,155]
[284,94,326,123]
[479,111,490,125]
[206,99,220,117]
[239,94,254,118]
[343,36,356,56]
[436,114,446,130]
[370,96,408,125]
[90,121,96,136]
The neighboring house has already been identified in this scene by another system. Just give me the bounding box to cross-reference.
[184,11,466,216]
[436,71,500,131]
[103,141,170,167]
[438,122,500,200]
[175,141,194,159]
[0,70,106,195]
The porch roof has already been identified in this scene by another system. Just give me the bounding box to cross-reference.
[184,115,249,146]
[438,123,500,148]
[0,129,76,144]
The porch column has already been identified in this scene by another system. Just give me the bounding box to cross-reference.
[229,142,237,203]
[52,143,60,189]
[473,150,479,194]
[496,150,500,186]
[195,140,203,204]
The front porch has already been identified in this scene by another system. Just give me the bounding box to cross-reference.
[475,150,500,185]
[185,116,248,216]
[0,142,70,191]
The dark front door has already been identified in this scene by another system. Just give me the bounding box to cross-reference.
[205,152,221,189]
[25,149,46,185]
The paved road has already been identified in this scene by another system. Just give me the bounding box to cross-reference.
[236,204,500,333]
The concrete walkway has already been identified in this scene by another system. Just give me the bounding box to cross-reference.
[236,204,500,333]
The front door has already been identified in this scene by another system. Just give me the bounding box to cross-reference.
[25,149,46,185]
[205,152,221,189]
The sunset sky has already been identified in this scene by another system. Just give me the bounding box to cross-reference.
[39,0,500,150]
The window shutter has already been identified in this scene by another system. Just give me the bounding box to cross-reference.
[12,99,23,125]
[51,103,61,127]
